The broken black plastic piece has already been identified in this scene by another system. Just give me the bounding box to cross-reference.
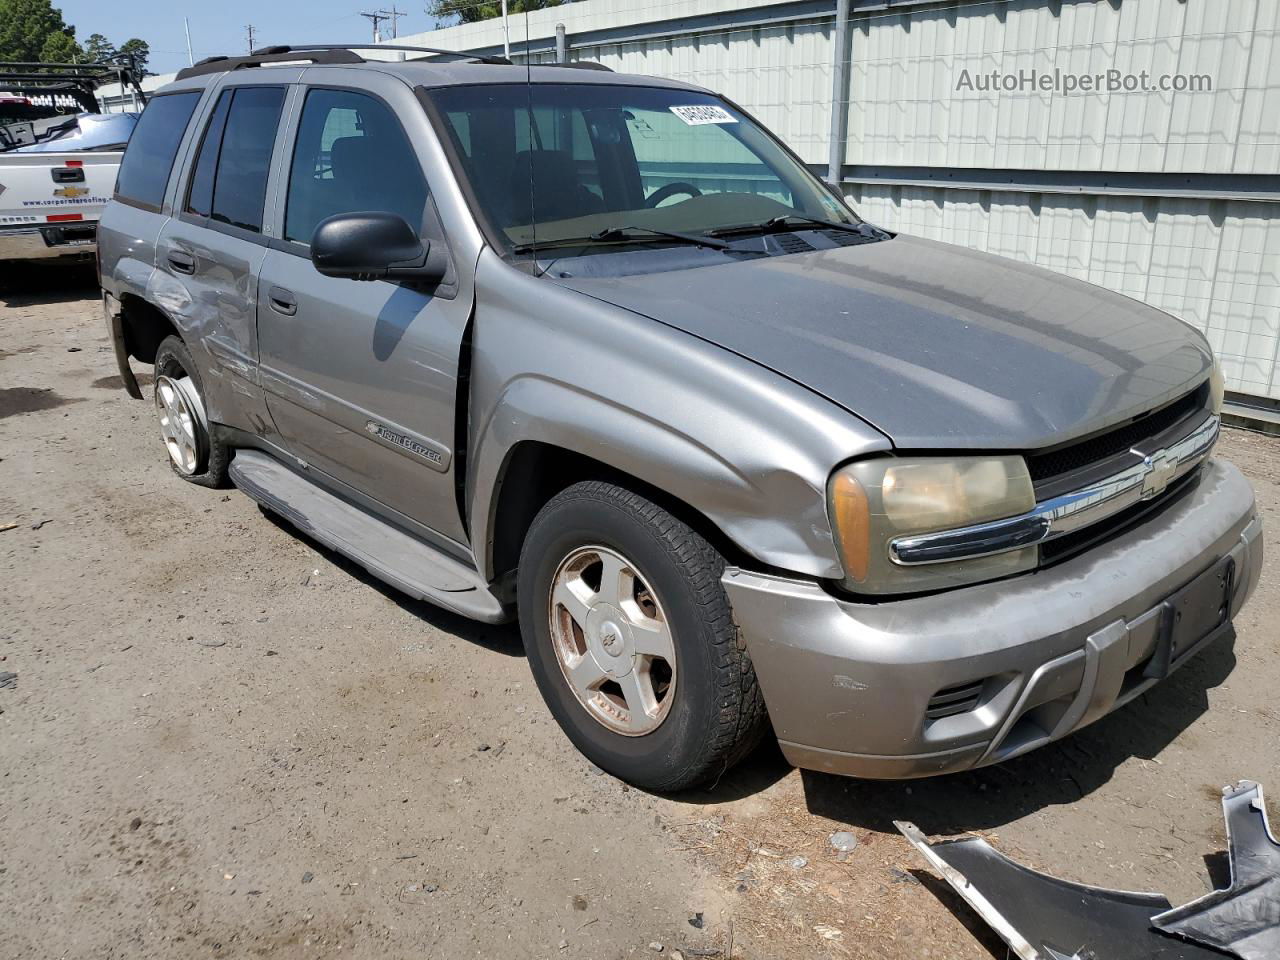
[1152,781,1280,960]
[897,780,1279,960]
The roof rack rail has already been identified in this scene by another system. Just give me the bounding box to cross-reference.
[554,61,613,72]
[174,43,511,81]
[276,43,512,65]
[176,48,363,80]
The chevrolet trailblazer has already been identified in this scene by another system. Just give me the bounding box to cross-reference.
[97,44,1260,789]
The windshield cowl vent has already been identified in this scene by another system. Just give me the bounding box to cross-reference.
[822,229,879,248]
[771,234,815,255]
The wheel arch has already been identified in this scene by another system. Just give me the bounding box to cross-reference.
[119,293,182,364]
[487,439,755,586]
[468,375,854,584]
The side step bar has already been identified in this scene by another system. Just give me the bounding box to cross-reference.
[229,450,510,624]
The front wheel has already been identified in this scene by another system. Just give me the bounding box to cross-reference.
[518,481,767,791]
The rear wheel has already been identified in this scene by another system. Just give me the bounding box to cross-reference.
[153,335,229,487]
[518,481,767,791]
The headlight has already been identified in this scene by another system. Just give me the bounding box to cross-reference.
[829,456,1037,594]
[1208,358,1225,416]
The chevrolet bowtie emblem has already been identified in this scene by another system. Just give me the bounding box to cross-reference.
[1135,447,1178,500]
[53,186,88,198]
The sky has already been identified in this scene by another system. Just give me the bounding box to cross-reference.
[56,1,450,76]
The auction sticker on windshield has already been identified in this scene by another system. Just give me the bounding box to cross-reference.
[670,105,737,125]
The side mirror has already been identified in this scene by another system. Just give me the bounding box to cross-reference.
[311,212,446,283]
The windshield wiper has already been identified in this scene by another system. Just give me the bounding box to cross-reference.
[512,224,728,254]
[706,214,872,238]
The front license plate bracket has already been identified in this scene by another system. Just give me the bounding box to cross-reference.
[1144,555,1235,680]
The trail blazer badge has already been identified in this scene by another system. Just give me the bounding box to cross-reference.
[366,420,444,466]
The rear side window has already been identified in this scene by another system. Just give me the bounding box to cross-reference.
[186,86,284,234]
[114,91,200,209]
[284,88,427,245]
[184,92,231,218]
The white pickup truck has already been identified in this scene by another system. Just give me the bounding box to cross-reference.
[0,63,142,263]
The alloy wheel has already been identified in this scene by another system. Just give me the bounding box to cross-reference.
[154,374,206,476]
[547,545,677,736]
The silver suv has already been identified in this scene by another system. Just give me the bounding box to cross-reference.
[99,45,1261,790]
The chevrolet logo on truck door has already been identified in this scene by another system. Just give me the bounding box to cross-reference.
[53,186,89,198]
[1135,447,1179,499]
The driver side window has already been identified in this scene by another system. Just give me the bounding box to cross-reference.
[626,108,792,207]
[284,89,428,245]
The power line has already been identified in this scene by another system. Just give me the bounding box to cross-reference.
[380,6,407,39]
[359,10,391,43]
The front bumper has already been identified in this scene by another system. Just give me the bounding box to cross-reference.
[724,458,1262,779]
[0,223,96,261]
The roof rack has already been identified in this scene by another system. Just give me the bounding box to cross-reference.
[0,58,147,106]
[174,43,511,81]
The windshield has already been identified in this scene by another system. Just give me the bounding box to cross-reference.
[4,112,137,153]
[426,83,858,251]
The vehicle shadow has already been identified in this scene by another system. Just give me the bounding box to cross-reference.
[257,506,524,658]
[799,633,1238,835]
[0,261,99,307]
[246,505,1238,816]
[663,737,798,804]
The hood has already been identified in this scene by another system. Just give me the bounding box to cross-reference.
[556,234,1213,450]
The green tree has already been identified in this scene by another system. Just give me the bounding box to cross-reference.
[116,37,150,76]
[83,32,115,64]
[0,0,72,62]
[428,0,572,26]
[39,28,82,64]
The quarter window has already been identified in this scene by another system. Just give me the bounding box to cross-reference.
[114,91,200,209]
[284,89,427,245]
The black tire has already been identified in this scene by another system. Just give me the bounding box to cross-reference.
[518,481,768,791]
[153,335,229,488]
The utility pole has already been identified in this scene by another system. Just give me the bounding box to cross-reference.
[184,17,194,66]
[359,10,390,43]
[501,0,510,58]
[379,6,406,39]
[245,24,256,54]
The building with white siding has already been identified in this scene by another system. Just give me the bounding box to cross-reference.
[393,0,1280,415]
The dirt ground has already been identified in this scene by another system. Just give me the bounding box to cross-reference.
[1,263,1277,960]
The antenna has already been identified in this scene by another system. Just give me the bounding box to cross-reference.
[524,6,537,271]
[245,24,256,54]
[359,10,390,43]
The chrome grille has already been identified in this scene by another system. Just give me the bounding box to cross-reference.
[1027,388,1206,487]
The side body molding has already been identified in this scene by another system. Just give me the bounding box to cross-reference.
[465,249,890,581]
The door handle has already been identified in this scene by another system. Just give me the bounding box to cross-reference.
[167,249,196,274]
[268,286,297,316]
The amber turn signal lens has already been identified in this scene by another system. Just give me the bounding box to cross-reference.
[830,470,871,582]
